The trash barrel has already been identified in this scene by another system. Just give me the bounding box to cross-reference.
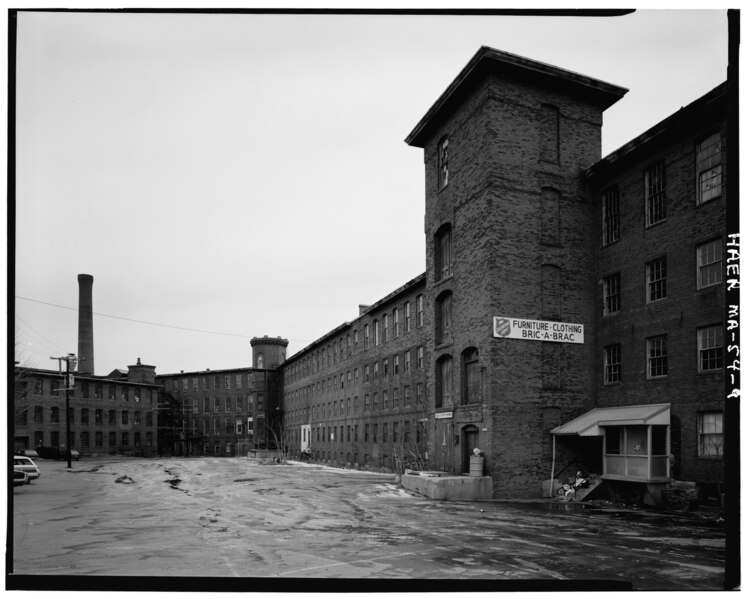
[469,455,484,477]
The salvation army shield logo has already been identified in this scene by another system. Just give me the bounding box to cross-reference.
[494,317,511,337]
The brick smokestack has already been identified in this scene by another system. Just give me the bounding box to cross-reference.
[77,274,94,375]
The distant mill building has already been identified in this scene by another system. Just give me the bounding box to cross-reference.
[14,45,730,504]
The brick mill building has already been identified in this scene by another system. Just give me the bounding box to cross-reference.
[279,46,729,502]
[155,336,286,457]
[13,46,730,504]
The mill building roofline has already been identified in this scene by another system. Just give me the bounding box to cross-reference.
[586,81,728,181]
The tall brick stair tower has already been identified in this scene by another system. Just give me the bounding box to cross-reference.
[406,47,627,497]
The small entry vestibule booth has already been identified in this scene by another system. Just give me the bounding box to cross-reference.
[551,403,671,485]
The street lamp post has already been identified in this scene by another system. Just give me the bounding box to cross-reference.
[51,353,77,468]
[64,354,77,468]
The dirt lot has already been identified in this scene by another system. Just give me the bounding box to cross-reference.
[10,457,727,590]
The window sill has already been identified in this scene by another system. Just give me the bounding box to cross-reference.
[645,218,667,229]
[434,274,454,288]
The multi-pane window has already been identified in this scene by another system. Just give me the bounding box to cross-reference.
[393,309,400,338]
[417,346,424,370]
[121,388,129,401]
[214,397,221,412]
[438,136,449,189]
[364,365,370,383]
[647,335,668,379]
[436,291,453,345]
[33,406,43,423]
[698,325,724,372]
[646,257,667,302]
[50,407,59,423]
[134,411,141,425]
[461,348,479,404]
[81,408,89,424]
[95,409,103,425]
[364,324,370,349]
[697,133,722,205]
[122,410,129,425]
[697,239,722,289]
[698,411,724,457]
[51,380,60,396]
[416,295,424,327]
[109,386,116,400]
[603,273,621,315]
[374,320,380,346]
[225,396,232,412]
[109,410,116,425]
[604,344,622,384]
[435,224,452,280]
[405,302,411,332]
[644,161,666,226]
[373,362,379,379]
[382,314,389,342]
[435,355,453,408]
[95,384,103,399]
[34,379,43,395]
[393,355,400,375]
[225,376,231,390]
[214,376,220,390]
[602,185,620,246]
[405,351,411,372]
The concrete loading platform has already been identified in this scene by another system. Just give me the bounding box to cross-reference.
[401,471,493,501]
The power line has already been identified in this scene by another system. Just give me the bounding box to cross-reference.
[15,296,254,338]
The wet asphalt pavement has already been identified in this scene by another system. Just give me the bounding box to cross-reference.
[10,457,726,590]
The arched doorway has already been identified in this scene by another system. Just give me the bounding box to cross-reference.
[461,425,479,474]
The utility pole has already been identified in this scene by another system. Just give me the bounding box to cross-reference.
[50,353,77,468]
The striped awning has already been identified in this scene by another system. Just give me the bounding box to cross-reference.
[551,403,670,437]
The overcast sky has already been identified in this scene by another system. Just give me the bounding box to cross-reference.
[13,9,730,376]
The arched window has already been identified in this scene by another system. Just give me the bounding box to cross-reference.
[434,224,452,281]
[435,290,453,345]
[437,135,449,189]
[540,187,560,246]
[257,353,264,368]
[541,264,561,319]
[540,104,560,163]
[461,348,479,405]
[435,354,453,409]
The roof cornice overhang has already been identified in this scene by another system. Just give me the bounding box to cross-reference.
[586,81,728,183]
[405,46,628,148]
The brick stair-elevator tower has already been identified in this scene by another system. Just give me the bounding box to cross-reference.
[406,47,627,497]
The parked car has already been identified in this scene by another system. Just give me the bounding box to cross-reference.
[36,446,80,461]
[13,456,41,481]
[16,448,39,459]
[13,470,29,486]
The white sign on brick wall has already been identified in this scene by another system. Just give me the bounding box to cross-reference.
[493,316,584,344]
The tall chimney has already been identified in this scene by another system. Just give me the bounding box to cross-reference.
[77,274,94,375]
